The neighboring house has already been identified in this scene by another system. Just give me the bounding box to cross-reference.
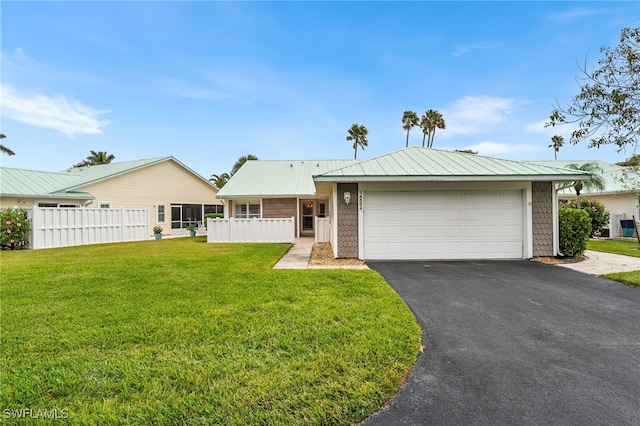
[531,160,640,237]
[0,157,222,235]
[217,147,589,260]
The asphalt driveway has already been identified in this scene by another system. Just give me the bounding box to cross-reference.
[362,260,640,426]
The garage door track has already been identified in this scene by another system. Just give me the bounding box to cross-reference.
[363,260,640,426]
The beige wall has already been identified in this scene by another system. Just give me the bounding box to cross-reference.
[0,197,89,209]
[78,160,220,232]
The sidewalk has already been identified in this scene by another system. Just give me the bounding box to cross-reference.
[557,250,640,275]
[273,238,368,269]
[273,238,315,269]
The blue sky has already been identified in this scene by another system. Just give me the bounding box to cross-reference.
[1,1,639,179]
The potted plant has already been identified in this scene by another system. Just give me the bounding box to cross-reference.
[153,226,163,240]
[186,223,197,237]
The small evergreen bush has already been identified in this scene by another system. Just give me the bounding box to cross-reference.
[560,198,609,237]
[204,213,224,229]
[559,206,592,257]
[1,208,31,250]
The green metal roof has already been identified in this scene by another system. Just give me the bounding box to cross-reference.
[0,167,92,199]
[1,157,215,199]
[315,147,591,182]
[529,160,640,195]
[217,148,593,198]
[216,159,358,198]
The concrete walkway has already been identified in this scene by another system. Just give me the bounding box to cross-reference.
[558,250,640,275]
[273,238,314,269]
[273,237,368,269]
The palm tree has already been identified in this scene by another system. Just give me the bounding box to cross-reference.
[231,154,259,176]
[87,150,116,164]
[0,134,15,156]
[346,123,368,160]
[563,162,606,208]
[74,150,116,167]
[210,173,230,189]
[421,109,445,148]
[402,111,419,147]
[549,135,564,160]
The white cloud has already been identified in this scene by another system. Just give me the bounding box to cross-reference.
[451,41,500,57]
[465,141,537,156]
[0,84,109,136]
[443,95,519,137]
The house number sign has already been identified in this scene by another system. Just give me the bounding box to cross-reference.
[358,191,363,211]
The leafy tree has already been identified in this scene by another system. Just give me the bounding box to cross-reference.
[74,150,115,167]
[616,154,640,166]
[210,173,230,189]
[0,134,15,156]
[231,154,259,176]
[560,162,606,208]
[558,206,591,257]
[549,135,564,160]
[346,123,368,159]
[401,110,419,148]
[546,27,640,150]
[420,109,445,148]
[455,149,478,155]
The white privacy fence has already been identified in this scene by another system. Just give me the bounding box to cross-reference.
[207,217,295,243]
[30,207,149,249]
[315,217,330,243]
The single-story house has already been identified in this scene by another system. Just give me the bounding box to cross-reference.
[0,157,222,235]
[216,147,590,260]
[531,160,640,237]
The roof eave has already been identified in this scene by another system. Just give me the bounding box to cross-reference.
[313,174,591,183]
[217,193,317,199]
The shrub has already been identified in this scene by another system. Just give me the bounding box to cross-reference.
[559,206,592,257]
[560,198,609,237]
[153,226,163,234]
[0,208,31,250]
[204,213,224,229]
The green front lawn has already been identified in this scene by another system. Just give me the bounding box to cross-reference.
[588,239,640,287]
[0,238,421,424]
[602,270,640,287]
[588,238,640,258]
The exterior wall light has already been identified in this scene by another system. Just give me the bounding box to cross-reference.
[343,191,351,205]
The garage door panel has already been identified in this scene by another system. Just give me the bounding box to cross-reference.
[364,190,523,260]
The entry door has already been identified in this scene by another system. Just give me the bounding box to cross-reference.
[301,201,314,234]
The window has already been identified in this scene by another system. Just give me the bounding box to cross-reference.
[99,202,112,209]
[204,204,224,214]
[38,203,79,208]
[234,202,260,218]
[156,204,166,223]
[318,203,326,218]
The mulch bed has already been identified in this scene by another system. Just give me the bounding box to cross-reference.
[309,243,366,266]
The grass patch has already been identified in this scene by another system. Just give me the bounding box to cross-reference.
[0,238,421,424]
[602,270,640,287]
[588,239,640,258]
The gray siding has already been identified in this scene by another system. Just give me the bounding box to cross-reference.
[337,183,358,258]
[262,198,297,230]
[532,182,554,257]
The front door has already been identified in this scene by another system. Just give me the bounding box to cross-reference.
[301,201,314,235]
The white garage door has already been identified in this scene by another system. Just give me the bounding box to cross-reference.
[363,190,523,260]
